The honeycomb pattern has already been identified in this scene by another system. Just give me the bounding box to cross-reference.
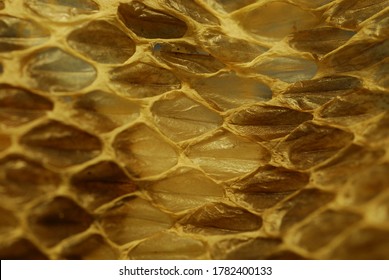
[0,0,388,260]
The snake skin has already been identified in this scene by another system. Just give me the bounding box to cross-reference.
[0,0,388,260]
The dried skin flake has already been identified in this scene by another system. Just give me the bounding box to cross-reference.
[0,0,388,261]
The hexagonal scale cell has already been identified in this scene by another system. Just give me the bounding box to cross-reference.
[313,144,385,188]
[325,0,389,30]
[330,227,389,259]
[146,168,224,212]
[72,90,140,133]
[20,120,102,168]
[198,28,268,64]
[190,71,272,111]
[0,155,61,203]
[294,210,362,252]
[179,203,262,235]
[289,27,355,57]
[71,161,137,210]
[278,75,362,111]
[128,231,206,260]
[212,237,281,260]
[165,0,219,25]
[110,62,181,98]
[317,90,389,126]
[153,42,225,75]
[67,20,136,64]
[228,105,312,141]
[236,1,319,40]
[152,93,222,142]
[0,16,50,52]
[118,1,187,39]
[250,55,317,83]
[28,197,93,247]
[24,47,97,93]
[276,189,335,232]
[230,165,309,210]
[187,130,271,180]
[0,238,48,260]
[25,0,99,22]
[323,40,389,73]
[277,122,354,170]
[99,197,173,245]
[113,124,178,178]
[0,84,53,127]
[61,234,118,260]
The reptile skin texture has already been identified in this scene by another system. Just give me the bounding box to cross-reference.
[0,0,388,260]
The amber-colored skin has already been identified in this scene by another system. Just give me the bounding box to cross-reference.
[0,0,388,260]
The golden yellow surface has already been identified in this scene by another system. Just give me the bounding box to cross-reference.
[0,0,388,259]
